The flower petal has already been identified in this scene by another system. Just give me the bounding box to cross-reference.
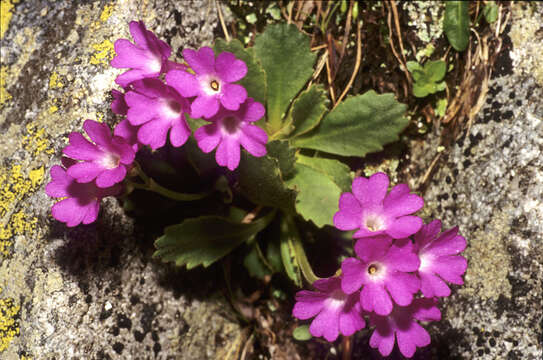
[166,70,200,98]
[386,216,423,239]
[183,47,215,74]
[430,255,467,284]
[340,258,365,294]
[83,120,112,148]
[191,95,220,119]
[63,132,102,161]
[52,198,88,227]
[215,51,248,82]
[383,193,424,217]
[385,272,420,306]
[419,271,451,298]
[353,236,392,263]
[81,201,100,225]
[369,324,395,357]
[242,100,265,122]
[220,83,247,111]
[239,125,267,157]
[361,283,393,315]
[292,290,327,320]
[66,162,103,183]
[169,117,191,147]
[137,119,170,150]
[194,124,221,153]
[395,322,430,358]
[95,166,126,188]
[309,307,340,342]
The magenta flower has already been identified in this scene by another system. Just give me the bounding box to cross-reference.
[369,298,441,358]
[46,159,121,227]
[341,236,420,316]
[166,47,248,119]
[292,277,365,342]
[110,21,172,87]
[111,89,128,116]
[125,78,191,150]
[414,220,468,298]
[63,120,135,188]
[333,173,424,239]
[194,98,267,170]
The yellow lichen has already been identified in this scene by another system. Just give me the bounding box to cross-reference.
[21,123,53,157]
[0,66,11,106]
[100,3,114,22]
[90,39,115,66]
[0,164,43,255]
[48,105,58,114]
[0,295,20,352]
[0,0,19,39]
[48,71,64,89]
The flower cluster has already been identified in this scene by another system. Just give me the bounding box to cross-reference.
[293,172,468,358]
[46,21,268,227]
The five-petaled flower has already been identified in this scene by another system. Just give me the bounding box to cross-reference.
[292,276,365,342]
[334,172,424,239]
[46,158,122,227]
[125,78,192,150]
[166,46,248,119]
[194,97,267,170]
[63,120,135,188]
[341,236,421,316]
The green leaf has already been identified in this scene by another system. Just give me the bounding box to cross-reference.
[254,23,316,132]
[280,216,302,287]
[153,210,276,269]
[243,244,272,280]
[293,325,312,341]
[286,155,352,227]
[483,1,498,24]
[443,1,470,52]
[289,84,329,139]
[435,98,448,118]
[407,60,447,98]
[238,151,297,213]
[266,140,296,179]
[426,60,447,82]
[292,91,408,157]
[214,38,267,104]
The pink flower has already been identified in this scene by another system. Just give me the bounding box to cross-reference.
[166,47,248,119]
[292,277,365,342]
[341,236,420,316]
[414,220,468,297]
[369,298,441,358]
[333,173,424,239]
[194,98,267,170]
[111,89,128,116]
[45,159,121,227]
[125,78,191,150]
[63,120,135,188]
[110,21,172,87]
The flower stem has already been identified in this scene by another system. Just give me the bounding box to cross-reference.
[286,215,321,285]
[342,335,352,360]
[130,161,209,201]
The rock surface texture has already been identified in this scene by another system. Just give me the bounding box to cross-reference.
[406,2,543,359]
[1,1,542,360]
[1,1,244,359]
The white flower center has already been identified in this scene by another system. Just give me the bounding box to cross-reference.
[364,213,385,232]
[147,55,162,73]
[366,262,387,282]
[418,253,433,272]
[162,99,182,119]
[100,153,120,169]
[200,75,222,95]
[327,290,347,309]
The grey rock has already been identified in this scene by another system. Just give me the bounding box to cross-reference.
[405,3,543,359]
[1,1,243,359]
